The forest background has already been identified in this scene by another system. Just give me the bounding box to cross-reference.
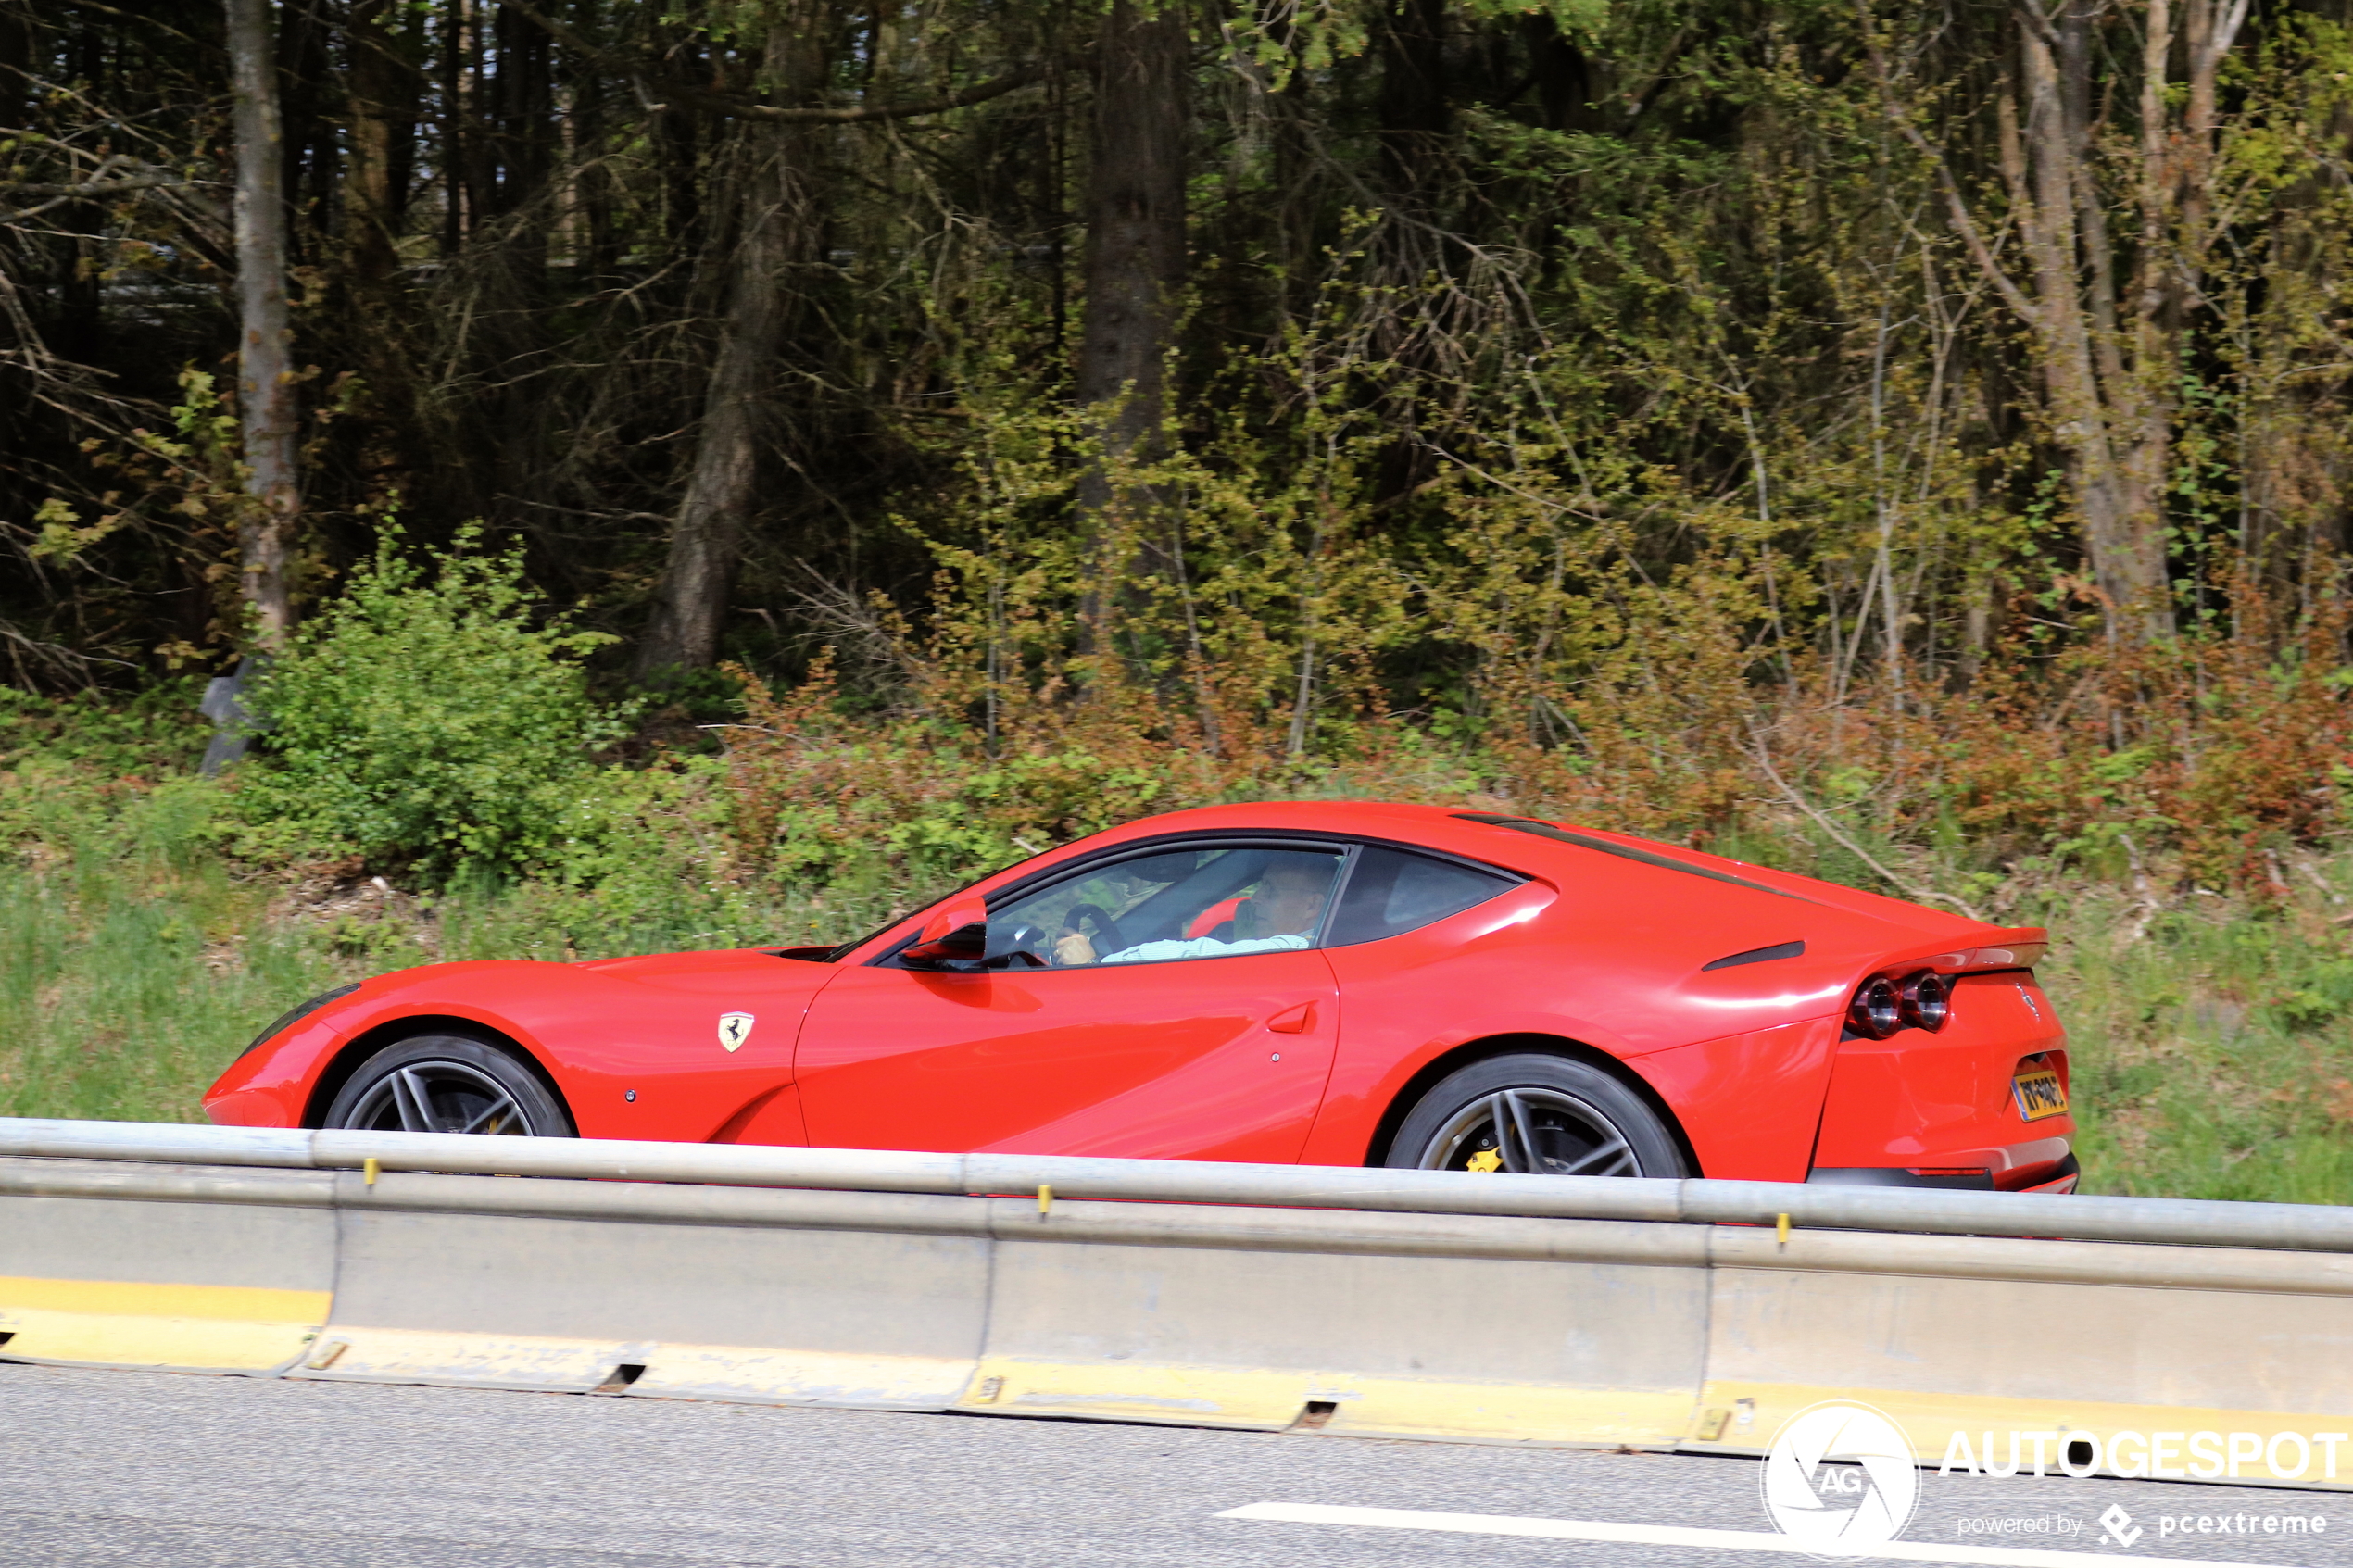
[6,0,2353,1200]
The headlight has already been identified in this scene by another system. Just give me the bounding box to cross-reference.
[1847,975,1901,1038]
[238,982,359,1059]
[1901,970,1952,1031]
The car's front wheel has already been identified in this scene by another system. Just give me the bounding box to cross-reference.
[322,1035,574,1137]
[1385,1052,1686,1177]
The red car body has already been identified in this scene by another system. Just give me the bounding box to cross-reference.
[204,802,2077,1190]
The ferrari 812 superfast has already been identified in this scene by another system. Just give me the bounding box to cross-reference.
[206,802,2076,1192]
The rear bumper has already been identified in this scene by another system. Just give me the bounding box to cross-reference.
[2014,1152,2082,1193]
[1807,1152,2080,1195]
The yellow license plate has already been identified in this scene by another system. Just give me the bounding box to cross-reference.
[2012,1067,2068,1122]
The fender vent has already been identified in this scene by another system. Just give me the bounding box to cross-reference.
[1703,940,1806,972]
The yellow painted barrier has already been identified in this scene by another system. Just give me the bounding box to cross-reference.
[962,1356,1698,1444]
[0,1275,331,1372]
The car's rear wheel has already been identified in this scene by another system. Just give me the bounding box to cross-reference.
[1385,1052,1685,1177]
[323,1035,573,1137]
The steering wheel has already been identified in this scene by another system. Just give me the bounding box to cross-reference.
[1060,902,1126,960]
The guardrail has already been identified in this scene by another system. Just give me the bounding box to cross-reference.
[3,1118,2349,1488]
[6,1116,2352,1252]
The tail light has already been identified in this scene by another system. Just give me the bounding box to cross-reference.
[1901,970,1952,1031]
[1848,976,1902,1037]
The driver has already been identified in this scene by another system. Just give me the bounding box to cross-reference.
[1052,859,1332,966]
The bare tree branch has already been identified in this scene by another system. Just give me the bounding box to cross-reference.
[1856,0,2043,332]
[500,0,1063,124]
[2010,0,2063,55]
[2,175,189,197]
[1747,730,1987,921]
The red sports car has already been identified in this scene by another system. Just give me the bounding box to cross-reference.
[205,802,2077,1192]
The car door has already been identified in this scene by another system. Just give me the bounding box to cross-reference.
[793,841,1347,1162]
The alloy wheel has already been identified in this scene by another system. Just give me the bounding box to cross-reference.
[1413,1086,1641,1176]
[337,1058,543,1135]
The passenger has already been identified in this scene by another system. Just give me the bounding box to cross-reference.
[1051,859,1332,966]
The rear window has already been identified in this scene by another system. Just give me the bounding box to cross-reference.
[1325,847,1521,947]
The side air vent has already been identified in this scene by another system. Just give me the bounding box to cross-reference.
[1702,940,1806,972]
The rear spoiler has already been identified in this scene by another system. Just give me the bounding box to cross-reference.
[1870,927,2048,975]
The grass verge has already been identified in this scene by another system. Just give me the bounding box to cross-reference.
[6,836,2352,1202]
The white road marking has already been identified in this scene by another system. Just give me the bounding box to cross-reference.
[1215,1502,2305,1567]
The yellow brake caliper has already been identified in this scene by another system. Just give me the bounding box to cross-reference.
[1466,1147,1504,1173]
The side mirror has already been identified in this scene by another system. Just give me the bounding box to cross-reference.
[902,897,988,968]
[985,920,1051,969]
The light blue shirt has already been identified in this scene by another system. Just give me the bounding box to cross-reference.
[1098,934,1310,965]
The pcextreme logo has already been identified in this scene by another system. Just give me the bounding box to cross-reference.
[1761,1400,1920,1552]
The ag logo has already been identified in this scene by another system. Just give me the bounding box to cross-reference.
[1760,1400,1919,1551]
[717,1011,755,1052]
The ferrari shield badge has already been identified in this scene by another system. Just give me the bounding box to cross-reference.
[717,1011,755,1053]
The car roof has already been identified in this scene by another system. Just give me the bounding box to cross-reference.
[1060,800,1992,940]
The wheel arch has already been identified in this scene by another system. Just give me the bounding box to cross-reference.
[1362,1033,1702,1174]
[304,1014,573,1129]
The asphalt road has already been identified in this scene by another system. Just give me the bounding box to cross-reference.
[3,1362,2348,1568]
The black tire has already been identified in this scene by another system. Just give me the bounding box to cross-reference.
[1384,1052,1686,1177]
[323,1035,574,1137]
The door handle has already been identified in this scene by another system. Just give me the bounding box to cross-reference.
[1267,1002,1316,1035]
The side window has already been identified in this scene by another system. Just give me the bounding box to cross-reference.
[1325,847,1520,947]
[988,846,1346,968]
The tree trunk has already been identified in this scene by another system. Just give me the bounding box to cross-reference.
[1866,3,2246,647]
[573,27,620,279]
[276,0,334,257]
[1270,58,1315,320]
[2013,11,2171,642]
[439,0,466,254]
[1374,0,1449,210]
[458,0,496,245]
[490,0,556,284]
[1075,0,1189,476]
[0,4,30,131]
[1072,0,1188,650]
[228,0,299,651]
[345,0,408,287]
[634,29,817,680]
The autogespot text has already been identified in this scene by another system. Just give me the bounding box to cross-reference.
[1939,1428,2350,1483]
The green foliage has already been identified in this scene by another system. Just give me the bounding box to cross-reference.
[0,678,213,778]
[229,529,633,882]
[2037,890,2353,1205]
[0,856,346,1123]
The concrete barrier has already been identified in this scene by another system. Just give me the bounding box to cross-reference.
[2,1120,2348,1487]
[0,1160,334,1373]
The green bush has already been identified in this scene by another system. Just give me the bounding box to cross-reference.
[0,678,212,778]
[230,529,630,882]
